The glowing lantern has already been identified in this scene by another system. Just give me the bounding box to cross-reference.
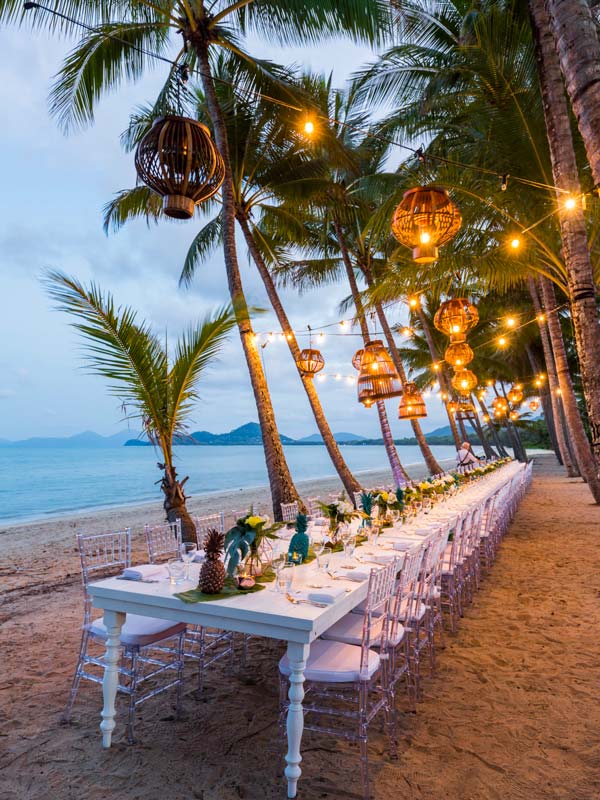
[296,348,325,377]
[529,399,540,412]
[391,186,462,263]
[351,349,364,371]
[135,116,225,219]
[492,397,508,415]
[398,382,427,420]
[456,398,476,418]
[434,298,479,336]
[451,368,478,394]
[357,340,402,406]
[445,341,474,367]
[507,387,524,405]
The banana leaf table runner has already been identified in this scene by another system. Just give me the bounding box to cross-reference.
[175,535,369,603]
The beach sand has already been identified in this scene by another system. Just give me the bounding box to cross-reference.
[1,453,599,799]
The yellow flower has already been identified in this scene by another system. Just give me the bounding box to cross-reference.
[379,492,389,502]
[246,515,263,528]
[418,482,430,491]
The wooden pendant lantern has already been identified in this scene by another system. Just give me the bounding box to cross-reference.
[351,349,364,371]
[507,386,524,405]
[391,186,462,263]
[528,399,540,412]
[456,397,476,418]
[451,368,478,394]
[434,298,479,336]
[447,399,459,415]
[445,341,474,368]
[296,348,325,377]
[398,382,427,419]
[135,116,225,219]
[357,340,403,406]
[492,396,508,414]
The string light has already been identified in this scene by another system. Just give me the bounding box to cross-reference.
[318,332,325,343]
[335,373,342,381]
[339,320,348,331]
[408,297,419,309]
[536,313,546,323]
[401,326,412,337]
[433,362,441,372]
[506,316,517,328]
[317,374,326,383]
[497,336,508,348]
[510,236,522,250]
[303,119,315,136]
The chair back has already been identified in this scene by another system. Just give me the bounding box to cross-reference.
[76,529,131,624]
[144,519,182,564]
[353,491,363,510]
[359,558,399,678]
[306,497,321,517]
[280,502,299,523]
[389,545,424,643]
[194,512,225,547]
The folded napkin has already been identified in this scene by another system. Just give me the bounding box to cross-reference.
[334,566,371,582]
[122,564,168,581]
[392,538,425,551]
[295,585,347,604]
[358,550,397,564]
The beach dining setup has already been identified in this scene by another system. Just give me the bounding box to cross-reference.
[67,458,531,799]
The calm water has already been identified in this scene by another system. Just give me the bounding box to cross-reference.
[0,444,459,525]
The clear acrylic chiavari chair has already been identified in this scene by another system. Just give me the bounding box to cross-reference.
[63,530,186,743]
[279,559,399,799]
[280,501,299,524]
[193,512,225,548]
[144,519,182,563]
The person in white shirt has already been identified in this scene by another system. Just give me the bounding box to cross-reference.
[456,441,479,468]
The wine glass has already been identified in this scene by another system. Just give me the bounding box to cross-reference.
[311,532,325,570]
[340,525,353,556]
[321,546,332,575]
[180,542,197,579]
[346,535,356,559]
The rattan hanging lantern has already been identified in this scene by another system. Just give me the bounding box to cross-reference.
[447,399,459,415]
[391,186,462,263]
[492,396,508,414]
[434,298,479,336]
[444,341,474,368]
[351,349,364,371]
[528,399,540,412]
[507,386,524,405]
[296,348,325,377]
[451,368,478,394]
[456,397,476,418]
[398,382,427,419]
[357,340,403,406]
[135,116,225,219]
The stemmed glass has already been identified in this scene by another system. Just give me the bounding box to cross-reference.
[311,533,325,570]
[180,542,197,579]
[340,526,353,557]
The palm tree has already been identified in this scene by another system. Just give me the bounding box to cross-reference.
[44,270,236,544]
[8,0,394,519]
[106,63,361,498]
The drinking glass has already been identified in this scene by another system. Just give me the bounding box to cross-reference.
[180,542,197,579]
[167,558,186,586]
[346,536,356,559]
[277,563,295,595]
[321,547,332,574]
[312,534,325,569]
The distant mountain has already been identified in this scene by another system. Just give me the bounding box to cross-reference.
[298,431,367,444]
[125,422,295,447]
[0,430,141,448]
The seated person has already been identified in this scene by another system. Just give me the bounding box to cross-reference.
[456,441,480,468]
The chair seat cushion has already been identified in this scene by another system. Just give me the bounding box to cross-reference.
[279,639,380,683]
[320,612,405,647]
[89,615,186,647]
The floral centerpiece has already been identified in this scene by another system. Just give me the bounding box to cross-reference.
[374,490,393,521]
[224,510,283,577]
[388,487,406,513]
[317,498,357,542]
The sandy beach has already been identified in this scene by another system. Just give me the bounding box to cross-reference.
[1,453,599,799]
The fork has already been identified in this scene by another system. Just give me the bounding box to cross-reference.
[286,593,328,608]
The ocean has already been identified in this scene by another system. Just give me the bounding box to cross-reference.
[0,444,460,525]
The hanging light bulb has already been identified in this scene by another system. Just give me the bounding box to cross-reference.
[339,320,348,331]
[537,313,546,323]
[497,336,508,348]
[408,296,419,309]
[401,326,412,337]
[506,316,517,328]
[303,119,315,136]
[318,332,325,343]
[510,235,522,250]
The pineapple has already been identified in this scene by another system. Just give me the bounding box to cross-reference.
[198,528,226,594]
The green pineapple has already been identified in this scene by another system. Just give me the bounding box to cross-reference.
[199,528,226,594]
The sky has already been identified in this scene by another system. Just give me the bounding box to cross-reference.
[0,19,450,441]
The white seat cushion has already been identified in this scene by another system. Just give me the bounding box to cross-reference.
[89,615,186,647]
[321,612,405,647]
[279,639,380,683]
[399,600,428,622]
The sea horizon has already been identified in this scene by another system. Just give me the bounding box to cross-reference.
[0,443,463,526]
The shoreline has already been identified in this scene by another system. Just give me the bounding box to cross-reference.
[0,458,457,530]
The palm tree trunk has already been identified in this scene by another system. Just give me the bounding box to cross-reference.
[530,0,600,476]
[540,278,600,500]
[359,268,443,474]
[525,342,563,464]
[332,221,409,485]
[236,212,361,498]
[195,42,299,519]
[415,306,462,449]
[161,463,197,544]
[527,278,578,474]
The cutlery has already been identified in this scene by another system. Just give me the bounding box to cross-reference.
[117,576,160,583]
[286,593,327,608]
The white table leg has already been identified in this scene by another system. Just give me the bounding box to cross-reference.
[100,609,125,748]
[284,641,310,799]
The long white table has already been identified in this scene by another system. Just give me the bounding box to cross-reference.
[88,461,524,798]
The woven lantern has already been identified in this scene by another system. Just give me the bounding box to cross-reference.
[296,348,325,377]
[445,341,474,368]
[351,349,364,371]
[492,396,508,414]
[507,386,524,405]
[357,341,403,406]
[434,298,479,336]
[135,116,225,219]
[447,400,459,415]
[398,382,427,419]
[451,368,478,394]
[391,186,462,263]
[456,397,476,418]
[529,399,540,412]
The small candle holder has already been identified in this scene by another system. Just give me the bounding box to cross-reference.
[235,570,256,590]
[288,551,303,565]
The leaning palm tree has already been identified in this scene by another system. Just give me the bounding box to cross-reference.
[45,270,236,544]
